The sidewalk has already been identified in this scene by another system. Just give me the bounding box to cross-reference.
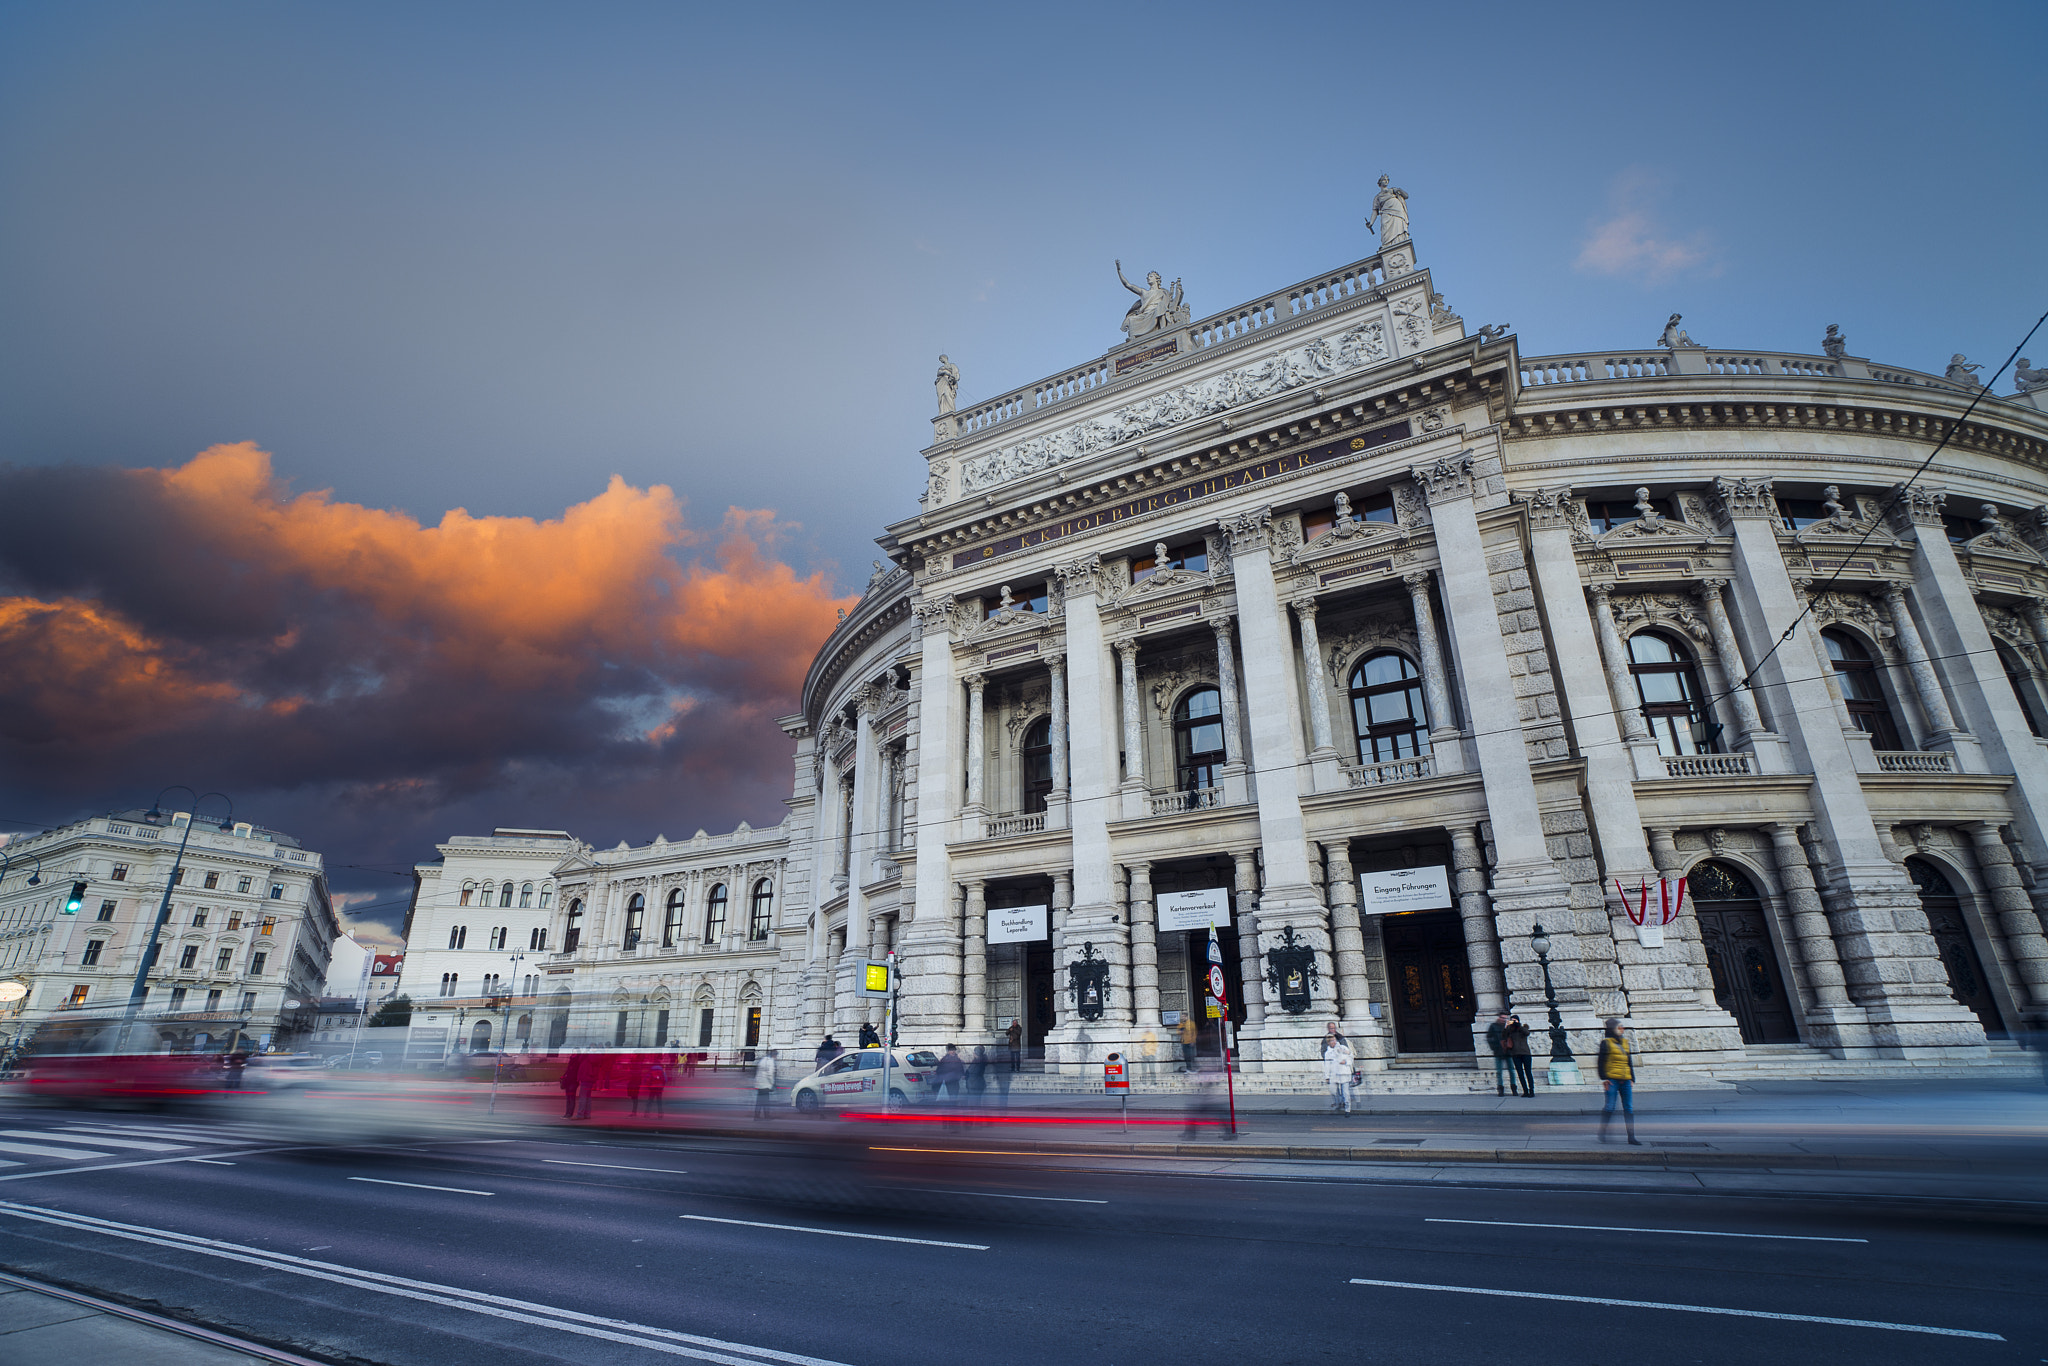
[0,1271,324,1365]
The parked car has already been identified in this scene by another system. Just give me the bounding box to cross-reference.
[789,1048,941,1111]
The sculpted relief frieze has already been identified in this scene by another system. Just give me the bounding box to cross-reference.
[957,320,1391,496]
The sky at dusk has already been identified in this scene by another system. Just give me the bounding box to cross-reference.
[2,2,2042,938]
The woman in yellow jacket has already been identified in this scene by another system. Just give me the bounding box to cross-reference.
[1597,1018,1641,1146]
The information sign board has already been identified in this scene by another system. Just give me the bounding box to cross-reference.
[1359,865,1453,915]
[987,904,1049,944]
[1157,887,1232,932]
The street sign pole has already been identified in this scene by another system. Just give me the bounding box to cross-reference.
[1209,924,1237,1137]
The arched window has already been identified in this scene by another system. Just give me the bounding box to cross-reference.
[447,925,467,950]
[663,888,685,948]
[519,882,534,907]
[749,880,774,941]
[514,1013,532,1045]
[470,1019,492,1053]
[1627,632,1718,756]
[1349,652,1431,763]
[563,899,583,953]
[1021,716,1053,813]
[1822,628,1902,750]
[498,883,514,908]
[479,882,494,907]
[704,884,728,943]
[623,893,645,950]
[538,884,553,909]
[1173,687,1226,794]
[459,882,475,907]
[1997,643,2045,738]
[489,926,507,951]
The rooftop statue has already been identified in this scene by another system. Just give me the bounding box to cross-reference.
[1476,323,1512,342]
[935,354,960,415]
[1945,354,1984,390]
[2016,358,2048,394]
[1658,312,1702,349]
[1116,261,1189,341]
[1822,324,1847,359]
[1370,174,1410,245]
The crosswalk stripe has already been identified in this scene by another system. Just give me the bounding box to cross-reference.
[33,1131,190,1152]
[0,1140,101,1160]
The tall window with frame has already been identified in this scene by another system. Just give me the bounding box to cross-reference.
[623,893,645,950]
[563,899,582,953]
[1627,631,1719,756]
[703,883,728,943]
[1130,542,1207,582]
[519,882,534,907]
[499,883,514,908]
[1822,628,1904,750]
[1172,687,1226,797]
[663,888,685,948]
[1349,651,1431,762]
[489,926,507,951]
[448,925,467,950]
[1996,643,2045,738]
[1021,716,1053,814]
[749,880,773,941]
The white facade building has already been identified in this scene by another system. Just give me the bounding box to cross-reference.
[0,810,338,1053]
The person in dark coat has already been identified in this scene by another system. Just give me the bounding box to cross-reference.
[575,1052,603,1120]
[815,1036,843,1070]
[858,1021,880,1049]
[1485,1011,1514,1096]
[1005,1019,1024,1072]
[1502,1014,1535,1097]
[559,1053,584,1118]
[930,1044,965,1127]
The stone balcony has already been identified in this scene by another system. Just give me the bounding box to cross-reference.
[1872,749,1955,774]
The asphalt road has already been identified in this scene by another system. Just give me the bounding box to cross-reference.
[0,1104,2040,1365]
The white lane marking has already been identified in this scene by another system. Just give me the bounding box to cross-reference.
[543,1160,689,1174]
[188,1159,237,1165]
[909,1188,1108,1204]
[0,1201,854,1366]
[346,1177,494,1196]
[34,1130,192,1152]
[1347,1279,2002,1340]
[1425,1217,1867,1244]
[0,1147,283,1182]
[681,1215,989,1250]
[0,1139,100,1160]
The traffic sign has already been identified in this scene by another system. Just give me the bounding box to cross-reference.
[860,961,893,996]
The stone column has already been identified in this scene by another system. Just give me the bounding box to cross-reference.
[1962,822,2048,1016]
[1588,584,1652,743]
[1232,849,1266,1033]
[1883,584,1964,746]
[1213,618,1246,765]
[1695,579,1765,741]
[1115,639,1143,796]
[1127,861,1160,1030]
[903,596,964,1037]
[847,685,882,957]
[2026,598,2048,665]
[1403,571,1460,765]
[1323,840,1379,1056]
[962,878,987,1038]
[1045,651,1070,829]
[1290,600,1334,755]
[1450,826,1506,1021]
[963,672,988,812]
[1765,822,1856,1032]
[1789,576,1860,732]
[1048,869,1072,1033]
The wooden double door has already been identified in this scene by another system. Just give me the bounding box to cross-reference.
[1697,903,1800,1044]
[1910,858,2005,1036]
[1382,911,1475,1053]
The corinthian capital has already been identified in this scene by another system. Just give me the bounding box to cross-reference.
[1409,453,1476,505]
[1054,554,1103,598]
[1223,506,1275,554]
[911,596,958,640]
[1887,482,1948,532]
[1708,475,1776,522]
[1512,484,1575,531]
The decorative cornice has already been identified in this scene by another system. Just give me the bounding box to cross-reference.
[1708,475,1776,522]
[1409,453,1475,504]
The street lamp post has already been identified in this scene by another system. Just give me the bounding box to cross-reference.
[487,953,525,1116]
[1529,922,1580,1087]
[119,789,234,1054]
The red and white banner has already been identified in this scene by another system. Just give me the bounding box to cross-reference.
[1614,877,1686,926]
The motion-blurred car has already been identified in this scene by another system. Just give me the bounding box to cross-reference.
[790,1048,940,1110]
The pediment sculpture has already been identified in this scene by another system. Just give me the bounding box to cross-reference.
[1592,488,1712,548]
[1290,492,1410,564]
[975,585,1052,636]
[1116,543,1211,600]
[1958,503,2045,564]
[1788,486,1903,551]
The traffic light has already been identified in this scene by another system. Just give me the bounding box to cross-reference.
[63,881,87,915]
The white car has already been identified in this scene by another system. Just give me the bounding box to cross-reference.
[790,1048,941,1110]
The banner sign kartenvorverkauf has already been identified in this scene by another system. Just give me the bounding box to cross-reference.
[987,904,1049,944]
[1157,887,1232,933]
[1358,865,1453,915]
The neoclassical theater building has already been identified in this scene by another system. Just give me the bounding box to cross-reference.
[527,198,2048,1084]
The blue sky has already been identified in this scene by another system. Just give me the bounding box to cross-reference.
[1,1,2041,929]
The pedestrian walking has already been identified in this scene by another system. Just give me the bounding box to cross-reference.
[1322,1026,1355,1114]
[1485,1010,1514,1096]
[815,1035,843,1070]
[1177,1012,1199,1072]
[1503,1013,1535,1097]
[753,1048,778,1120]
[644,1057,667,1117]
[558,1053,584,1118]
[1005,1019,1023,1072]
[931,1043,965,1126]
[1598,1018,1640,1145]
[626,1058,644,1116]
[968,1044,991,1114]
[575,1052,602,1120]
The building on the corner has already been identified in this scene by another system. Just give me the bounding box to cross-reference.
[0,809,338,1053]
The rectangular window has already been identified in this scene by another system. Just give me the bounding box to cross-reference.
[192,908,208,927]
[241,991,256,1012]
[96,900,116,921]
[169,987,187,1011]
[111,864,128,882]
[178,945,198,970]
[236,877,252,894]
[250,951,267,975]
[260,917,276,935]
[1587,495,1675,534]
[80,939,103,966]
[744,1006,761,1048]
[203,871,220,890]
[171,869,185,886]
[615,1011,629,1046]
[227,910,241,930]
[66,985,89,1008]
[655,1008,670,1046]
[215,949,232,972]
[697,1007,714,1048]
[269,884,284,900]
[1777,497,1831,531]
[983,581,1049,617]
[1130,543,1209,582]
[499,884,514,908]
[206,988,222,1011]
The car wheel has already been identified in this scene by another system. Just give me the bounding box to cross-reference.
[889,1088,907,1105]
[794,1090,819,1111]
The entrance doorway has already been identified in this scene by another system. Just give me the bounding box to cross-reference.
[1381,911,1474,1053]
[1179,924,1245,1057]
[1909,858,2004,1036]
[1026,944,1055,1049]
[1689,861,1799,1044]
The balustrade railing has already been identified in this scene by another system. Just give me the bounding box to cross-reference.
[1873,750,1955,774]
[1659,752,1754,778]
[984,811,1046,838]
[1343,755,1436,788]
[1518,349,1955,390]
[1149,786,1222,815]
